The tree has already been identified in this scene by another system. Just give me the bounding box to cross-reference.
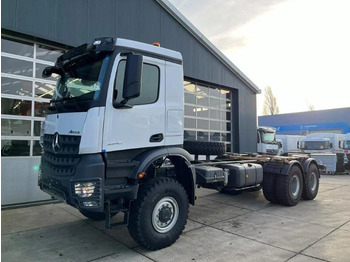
[262,86,279,115]
[308,104,315,111]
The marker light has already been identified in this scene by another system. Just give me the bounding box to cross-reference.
[138,172,146,179]
[153,42,161,47]
[74,182,96,197]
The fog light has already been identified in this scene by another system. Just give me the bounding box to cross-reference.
[74,182,96,197]
[82,201,98,207]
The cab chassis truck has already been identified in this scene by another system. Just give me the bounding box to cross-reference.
[38,37,320,250]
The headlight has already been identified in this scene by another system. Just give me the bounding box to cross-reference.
[74,182,96,197]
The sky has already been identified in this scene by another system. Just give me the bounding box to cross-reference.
[168,0,350,116]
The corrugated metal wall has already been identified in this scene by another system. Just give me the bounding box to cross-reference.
[2,0,258,152]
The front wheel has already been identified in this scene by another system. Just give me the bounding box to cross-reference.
[128,177,189,250]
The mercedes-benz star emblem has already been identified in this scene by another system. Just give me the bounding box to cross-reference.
[52,133,60,153]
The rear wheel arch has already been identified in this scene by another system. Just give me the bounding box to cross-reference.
[302,158,320,177]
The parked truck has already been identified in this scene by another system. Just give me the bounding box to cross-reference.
[339,133,350,169]
[257,126,279,155]
[298,133,345,173]
[38,37,320,250]
[298,133,344,154]
[276,135,304,155]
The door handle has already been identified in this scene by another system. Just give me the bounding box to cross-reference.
[150,133,164,143]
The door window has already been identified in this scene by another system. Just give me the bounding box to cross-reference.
[114,60,159,105]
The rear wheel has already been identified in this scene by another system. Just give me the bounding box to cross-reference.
[302,163,319,200]
[128,177,189,250]
[276,165,303,206]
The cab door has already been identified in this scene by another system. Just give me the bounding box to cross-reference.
[103,55,166,152]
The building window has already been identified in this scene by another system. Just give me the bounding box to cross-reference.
[184,80,232,152]
[1,36,65,157]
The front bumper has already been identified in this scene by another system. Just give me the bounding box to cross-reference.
[39,153,139,213]
[39,154,106,212]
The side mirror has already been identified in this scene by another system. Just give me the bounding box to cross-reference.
[123,54,143,100]
[329,143,333,149]
[42,66,63,78]
[42,66,54,78]
[115,54,143,108]
[297,141,300,149]
[339,141,343,149]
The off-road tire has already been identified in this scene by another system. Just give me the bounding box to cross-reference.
[262,173,278,203]
[183,140,225,156]
[302,163,319,200]
[128,177,189,250]
[276,165,303,206]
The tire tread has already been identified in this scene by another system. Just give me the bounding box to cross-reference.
[128,177,188,250]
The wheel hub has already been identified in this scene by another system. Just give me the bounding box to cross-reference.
[309,172,317,191]
[291,175,301,197]
[159,206,172,223]
[152,197,179,233]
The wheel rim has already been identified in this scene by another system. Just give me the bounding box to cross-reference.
[309,171,317,192]
[152,197,179,233]
[291,175,301,197]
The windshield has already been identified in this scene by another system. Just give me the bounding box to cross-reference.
[301,141,328,150]
[51,55,109,109]
[261,132,276,144]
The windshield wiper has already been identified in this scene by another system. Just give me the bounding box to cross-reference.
[50,96,92,112]
[50,95,93,103]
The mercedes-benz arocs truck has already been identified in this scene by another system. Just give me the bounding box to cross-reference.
[38,37,320,250]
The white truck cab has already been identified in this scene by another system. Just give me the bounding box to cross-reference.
[298,133,344,154]
[257,126,279,155]
[276,135,304,155]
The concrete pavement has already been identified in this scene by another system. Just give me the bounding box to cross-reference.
[2,175,350,262]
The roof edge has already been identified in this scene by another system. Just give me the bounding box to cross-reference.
[156,0,261,94]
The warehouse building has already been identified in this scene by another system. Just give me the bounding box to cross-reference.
[1,0,260,205]
[259,107,350,135]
